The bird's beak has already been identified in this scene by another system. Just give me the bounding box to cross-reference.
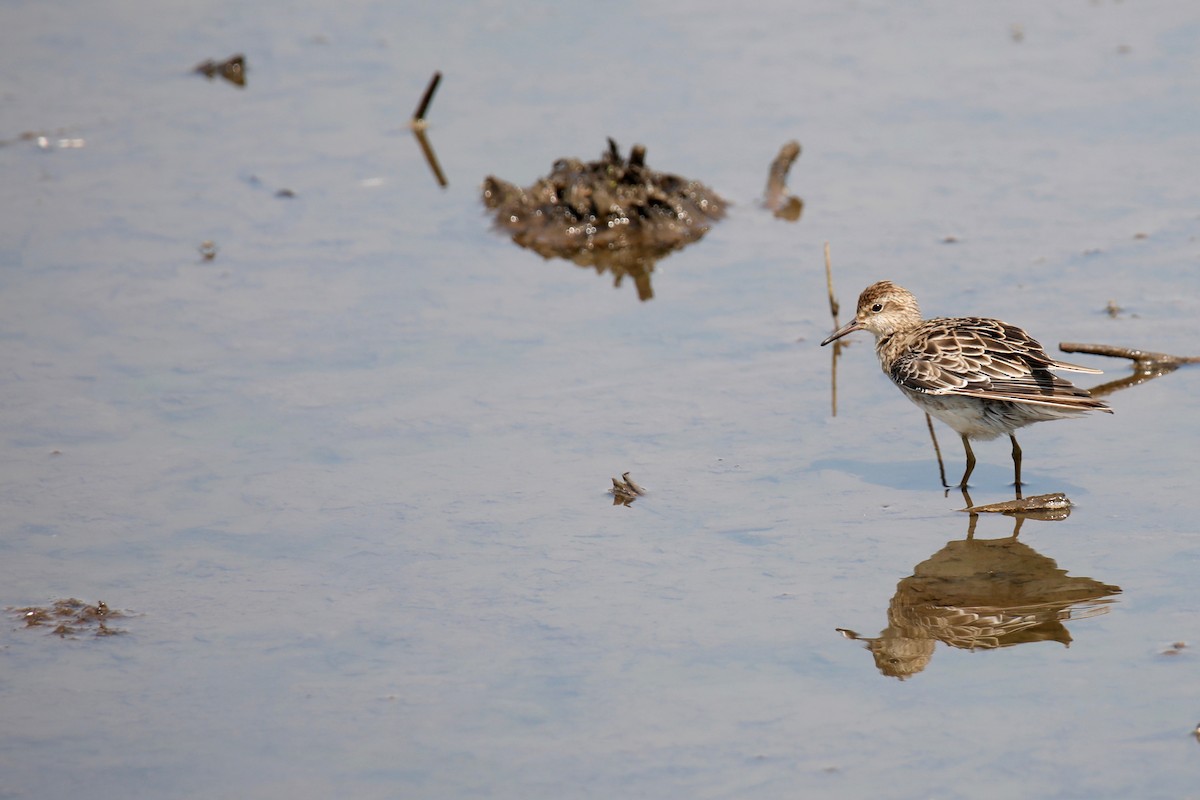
[820,318,863,346]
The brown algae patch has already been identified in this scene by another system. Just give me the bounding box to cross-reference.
[7,598,131,638]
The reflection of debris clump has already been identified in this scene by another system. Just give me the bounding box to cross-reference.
[7,598,129,638]
[1160,641,1188,657]
[482,139,726,301]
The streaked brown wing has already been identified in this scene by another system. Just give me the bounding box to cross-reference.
[890,318,1108,410]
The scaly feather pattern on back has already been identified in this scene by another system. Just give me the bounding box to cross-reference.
[884,317,1112,412]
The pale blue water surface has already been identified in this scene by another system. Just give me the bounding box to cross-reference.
[2,1,1199,798]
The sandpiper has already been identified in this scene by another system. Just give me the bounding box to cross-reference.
[820,281,1111,488]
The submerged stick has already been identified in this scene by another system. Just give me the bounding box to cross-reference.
[412,71,442,123]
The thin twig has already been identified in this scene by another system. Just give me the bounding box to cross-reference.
[824,241,839,323]
[825,241,841,417]
[412,71,442,123]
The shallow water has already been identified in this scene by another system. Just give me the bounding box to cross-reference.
[2,1,1199,798]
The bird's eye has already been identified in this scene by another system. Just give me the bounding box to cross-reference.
[870,303,883,313]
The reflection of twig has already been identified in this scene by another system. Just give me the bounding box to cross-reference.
[1059,342,1199,399]
[412,127,448,187]
[1087,362,1183,398]
[830,340,841,417]
[412,71,442,124]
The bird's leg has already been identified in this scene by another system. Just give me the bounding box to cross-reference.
[925,413,950,488]
[1010,434,1023,498]
[958,434,976,488]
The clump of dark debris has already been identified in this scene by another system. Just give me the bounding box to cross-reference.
[482,139,726,300]
[194,54,246,87]
[7,598,130,638]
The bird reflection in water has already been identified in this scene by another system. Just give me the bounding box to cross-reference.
[836,511,1120,680]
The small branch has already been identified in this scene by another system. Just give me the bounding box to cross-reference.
[824,241,839,323]
[1059,342,1200,367]
[412,71,442,124]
